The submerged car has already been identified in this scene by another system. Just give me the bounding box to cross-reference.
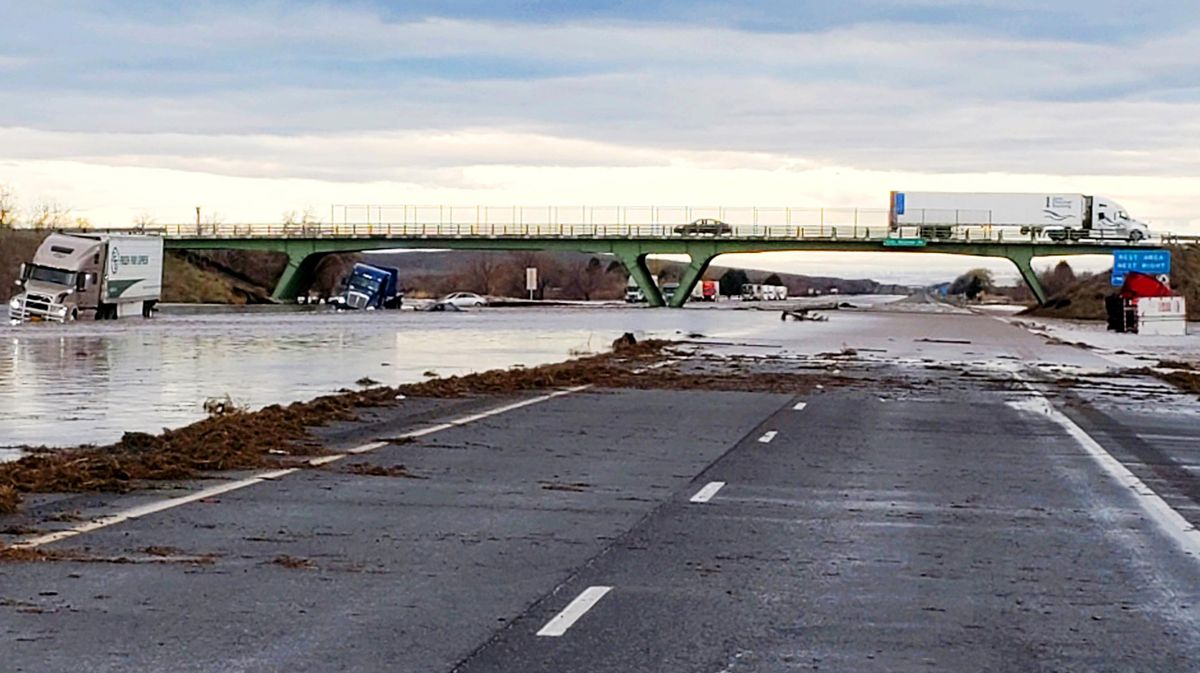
[674,218,732,236]
[441,292,488,308]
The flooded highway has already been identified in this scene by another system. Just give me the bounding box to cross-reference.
[0,303,833,451]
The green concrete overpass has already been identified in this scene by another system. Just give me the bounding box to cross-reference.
[90,205,1175,306]
[149,222,1161,307]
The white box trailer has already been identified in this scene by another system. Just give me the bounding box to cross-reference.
[9,233,163,323]
[889,192,1150,242]
[1136,296,1187,336]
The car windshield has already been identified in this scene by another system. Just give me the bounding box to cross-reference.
[27,265,76,287]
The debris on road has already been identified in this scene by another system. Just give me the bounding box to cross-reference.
[272,555,316,570]
[202,394,241,417]
[914,338,973,345]
[343,463,425,479]
[539,481,591,492]
[780,309,828,321]
[0,338,865,513]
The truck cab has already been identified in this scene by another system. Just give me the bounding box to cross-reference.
[9,233,161,323]
[336,263,402,310]
[1090,198,1150,242]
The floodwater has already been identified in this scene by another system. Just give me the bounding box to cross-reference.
[1,301,852,451]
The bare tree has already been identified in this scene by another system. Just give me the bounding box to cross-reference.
[133,212,157,231]
[27,200,70,229]
[461,253,502,294]
[0,184,17,229]
[506,251,562,296]
[565,257,606,300]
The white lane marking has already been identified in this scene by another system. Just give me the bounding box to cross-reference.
[689,481,726,503]
[792,401,807,411]
[757,430,778,444]
[307,454,346,466]
[14,469,298,549]
[16,386,592,549]
[346,441,390,455]
[536,586,612,637]
[1009,394,1200,558]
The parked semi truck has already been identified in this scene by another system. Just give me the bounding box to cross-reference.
[9,233,163,323]
[333,262,402,310]
[624,274,660,303]
[889,192,1150,242]
[741,284,788,301]
[689,280,719,302]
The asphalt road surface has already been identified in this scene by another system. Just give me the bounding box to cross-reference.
[3,310,1200,672]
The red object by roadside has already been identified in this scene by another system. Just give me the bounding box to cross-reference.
[1119,271,1172,299]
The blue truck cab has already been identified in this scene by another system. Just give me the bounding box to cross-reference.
[338,263,402,310]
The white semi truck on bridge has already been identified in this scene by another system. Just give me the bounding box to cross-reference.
[890,192,1151,242]
[9,233,163,323]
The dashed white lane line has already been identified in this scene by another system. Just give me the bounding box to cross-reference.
[757,430,778,444]
[689,481,726,503]
[792,401,807,411]
[14,385,592,550]
[1009,393,1200,558]
[536,586,613,637]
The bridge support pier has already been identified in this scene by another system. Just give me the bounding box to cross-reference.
[272,243,327,302]
[614,249,664,307]
[670,251,716,308]
[1004,249,1048,306]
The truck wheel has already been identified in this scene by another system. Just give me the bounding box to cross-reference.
[1128,230,1145,243]
[69,308,79,322]
[142,300,157,318]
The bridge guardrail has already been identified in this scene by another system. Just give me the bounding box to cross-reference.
[86,221,1153,245]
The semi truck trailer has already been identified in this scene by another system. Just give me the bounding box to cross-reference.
[9,233,163,323]
[889,192,1150,242]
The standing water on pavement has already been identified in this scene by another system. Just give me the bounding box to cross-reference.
[0,304,808,452]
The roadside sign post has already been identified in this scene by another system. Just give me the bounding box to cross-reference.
[1111,250,1171,286]
[526,267,538,300]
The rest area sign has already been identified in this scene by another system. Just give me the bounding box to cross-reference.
[1112,249,1170,286]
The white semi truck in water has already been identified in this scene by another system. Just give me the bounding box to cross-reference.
[889,192,1151,242]
[9,233,163,323]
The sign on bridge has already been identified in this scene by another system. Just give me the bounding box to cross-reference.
[1111,249,1171,286]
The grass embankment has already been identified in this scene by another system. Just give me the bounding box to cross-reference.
[0,340,854,514]
[1026,244,1200,320]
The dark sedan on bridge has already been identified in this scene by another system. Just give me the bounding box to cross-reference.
[674,218,733,236]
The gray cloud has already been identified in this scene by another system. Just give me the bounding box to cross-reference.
[0,5,1196,181]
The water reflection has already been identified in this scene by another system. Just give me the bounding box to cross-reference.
[0,306,782,449]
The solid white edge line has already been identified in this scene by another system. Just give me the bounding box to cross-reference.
[792,401,807,411]
[15,385,593,549]
[14,468,298,549]
[1009,392,1200,558]
[757,430,778,443]
[536,586,613,637]
[689,481,726,503]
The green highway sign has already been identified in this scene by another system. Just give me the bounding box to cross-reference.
[883,238,927,248]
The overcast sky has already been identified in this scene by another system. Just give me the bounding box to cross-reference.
[1,1,1197,282]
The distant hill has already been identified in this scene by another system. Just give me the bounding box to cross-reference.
[369,249,909,297]
[1024,244,1199,320]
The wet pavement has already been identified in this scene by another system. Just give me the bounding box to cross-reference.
[0,302,845,450]
[3,303,1200,671]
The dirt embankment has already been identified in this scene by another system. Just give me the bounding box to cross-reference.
[0,229,284,304]
[0,340,856,514]
[1025,244,1200,320]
